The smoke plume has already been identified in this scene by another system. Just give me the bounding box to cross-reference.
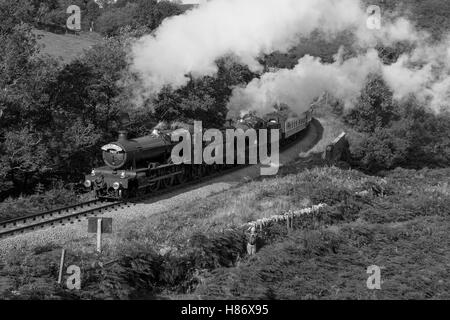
[131,0,367,92]
[130,0,449,115]
[381,37,450,113]
[227,49,382,117]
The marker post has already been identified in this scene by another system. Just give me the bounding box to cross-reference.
[58,249,66,284]
[97,218,102,253]
[88,217,113,254]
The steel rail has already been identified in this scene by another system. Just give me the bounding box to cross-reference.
[0,201,126,239]
[0,121,314,240]
[0,199,102,229]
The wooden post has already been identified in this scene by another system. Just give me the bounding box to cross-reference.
[58,249,66,284]
[291,213,294,230]
[97,218,102,253]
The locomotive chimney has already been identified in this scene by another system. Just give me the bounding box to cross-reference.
[118,130,128,141]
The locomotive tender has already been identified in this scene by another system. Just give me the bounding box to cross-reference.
[84,106,314,199]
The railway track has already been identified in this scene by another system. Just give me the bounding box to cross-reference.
[0,162,256,240]
[0,122,315,240]
[0,199,127,239]
[0,166,233,240]
[0,168,228,240]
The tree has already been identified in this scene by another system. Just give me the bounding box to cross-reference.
[0,21,61,193]
[346,79,450,172]
[95,0,185,36]
[154,57,256,128]
[0,128,51,192]
[0,0,34,35]
[349,125,410,172]
[146,0,183,30]
[95,2,138,36]
[43,34,134,178]
[344,73,400,133]
[85,0,101,29]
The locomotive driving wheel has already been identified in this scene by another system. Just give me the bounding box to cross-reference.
[160,175,174,189]
[175,167,187,185]
[192,165,206,179]
[145,180,160,194]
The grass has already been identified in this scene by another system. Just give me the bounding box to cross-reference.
[0,185,94,222]
[194,214,450,300]
[265,30,355,69]
[1,0,448,300]
[2,161,448,299]
[1,98,447,299]
[33,29,103,64]
[181,167,450,300]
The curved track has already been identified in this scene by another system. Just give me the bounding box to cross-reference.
[0,120,320,240]
[0,165,239,239]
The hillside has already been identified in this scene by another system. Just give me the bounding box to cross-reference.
[188,165,450,300]
[33,29,103,64]
[266,0,450,69]
[0,117,449,299]
[365,0,450,37]
[0,0,449,302]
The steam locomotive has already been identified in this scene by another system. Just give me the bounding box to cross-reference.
[84,106,314,200]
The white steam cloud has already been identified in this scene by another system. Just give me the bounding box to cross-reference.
[227,49,382,117]
[381,38,450,113]
[130,0,449,115]
[131,0,366,92]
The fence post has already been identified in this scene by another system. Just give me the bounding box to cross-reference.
[97,218,102,253]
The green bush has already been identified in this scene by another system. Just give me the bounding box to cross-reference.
[345,75,450,172]
[0,182,92,221]
[95,3,138,37]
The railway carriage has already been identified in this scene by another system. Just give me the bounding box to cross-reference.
[264,107,313,143]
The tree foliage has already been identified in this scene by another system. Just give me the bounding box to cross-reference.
[0,0,34,34]
[1,0,447,204]
[154,57,256,128]
[345,75,450,172]
[344,74,400,133]
[95,0,184,36]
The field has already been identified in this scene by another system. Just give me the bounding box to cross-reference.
[191,166,450,299]
[33,29,103,64]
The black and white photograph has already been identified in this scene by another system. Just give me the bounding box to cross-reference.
[0,0,449,308]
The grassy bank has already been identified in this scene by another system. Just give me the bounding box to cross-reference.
[0,185,94,222]
[33,29,103,64]
[1,161,448,299]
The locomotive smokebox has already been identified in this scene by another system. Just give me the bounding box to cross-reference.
[118,130,128,141]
